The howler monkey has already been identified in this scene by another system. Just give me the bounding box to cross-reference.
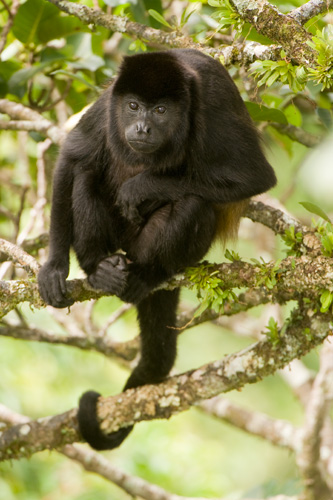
[38,49,276,450]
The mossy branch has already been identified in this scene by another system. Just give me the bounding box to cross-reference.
[0,304,331,462]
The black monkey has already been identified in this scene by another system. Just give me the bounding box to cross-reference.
[38,49,276,450]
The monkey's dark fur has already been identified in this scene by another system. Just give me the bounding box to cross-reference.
[38,49,276,450]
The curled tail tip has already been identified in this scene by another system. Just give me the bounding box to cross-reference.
[77,390,132,451]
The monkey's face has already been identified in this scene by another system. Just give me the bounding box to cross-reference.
[120,96,182,154]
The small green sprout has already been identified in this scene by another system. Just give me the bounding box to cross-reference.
[307,27,333,90]
[281,226,303,256]
[250,51,307,92]
[224,249,241,262]
[251,258,282,290]
[264,317,280,346]
[208,0,244,34]
[186,263,237,316]
[319,289,333,313]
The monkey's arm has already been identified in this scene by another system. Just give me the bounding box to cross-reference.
[38,160,74,308]
[117,163,276,222]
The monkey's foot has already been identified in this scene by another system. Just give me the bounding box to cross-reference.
[88,254,128,296]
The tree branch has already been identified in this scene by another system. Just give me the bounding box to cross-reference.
[200,397,302,451]
[0,99,65,144]
[63,444,297,500]
[0,402,297,500]
[0,0,20,55]
[297,341,333,500]
[44,0,286,65]
[2,249,332,320]
[229,0,316,66]
[289,0,333,25]
[0,305,331,461]
[0,323,138,361]
[269,123,321,148]
[0,238,40,275]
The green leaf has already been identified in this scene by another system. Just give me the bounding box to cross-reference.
[320,290,333,313]
[181,6,196,26]
[266,71,280,87]
[317,108,333,129]
[12,0,59,44]
[193,301,209,318]
[38,16,88,43]
[8,61,53,97]
[148,9,172,28]
[51,70,99,91]
[12,0,88,44]
[0,60,21,79]
[284,104,302,127]
[245,102,288,124]
[208,0,222,6]
[299,202,331,223]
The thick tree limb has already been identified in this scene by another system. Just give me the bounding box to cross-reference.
[0,200,324,318]
[46,0,328,67]
[0,306,331,461]
[0,403,297,500]
[230,0,316,66]
[245,201,312,239]
[3,247,333,319]
[2,253,332,319]
[44,0,287,65]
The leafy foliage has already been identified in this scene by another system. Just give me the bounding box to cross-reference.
[307,27,333,90]
[250,51,307,92]
[251,258,283,290]
[224,249,241,262]
[281,227,303,257]
[316,223,333,258]
[300,202,333,258]
[208,0,244,34]
[250,26,333,91]
[186,264,237,316]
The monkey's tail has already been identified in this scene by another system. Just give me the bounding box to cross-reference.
[77,288,180,450]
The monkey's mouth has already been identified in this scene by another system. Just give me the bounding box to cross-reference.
[128,141,159,154]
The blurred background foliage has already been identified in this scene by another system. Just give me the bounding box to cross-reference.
[0,0,332,498]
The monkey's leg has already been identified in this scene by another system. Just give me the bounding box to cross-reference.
[78,289,179,450]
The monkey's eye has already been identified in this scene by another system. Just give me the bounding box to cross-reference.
[128,102,139,111]
[154,106,166,114]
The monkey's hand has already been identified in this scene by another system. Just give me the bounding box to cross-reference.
[116,178,145,224]
[88,254,128,297]
[38,261,74,308]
